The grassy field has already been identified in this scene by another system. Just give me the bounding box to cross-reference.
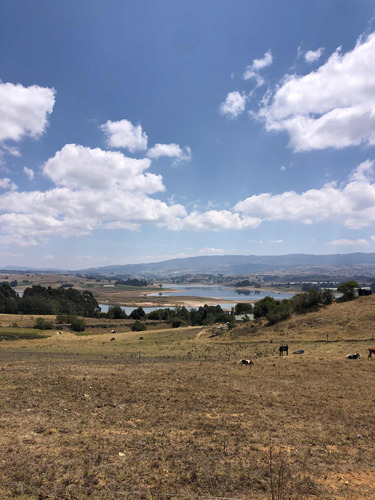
[1,297,375,499]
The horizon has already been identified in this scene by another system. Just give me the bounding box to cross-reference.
[1,1,375,268]
[2,250,375,272]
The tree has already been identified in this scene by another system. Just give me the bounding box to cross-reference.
[337,280,360,301]
[321,288,335,305]
[130,307,146,320]
[107,305,127,319]
[235,303,253,315]
[253,296,279,319]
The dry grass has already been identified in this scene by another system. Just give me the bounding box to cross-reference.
[1,297,375,499]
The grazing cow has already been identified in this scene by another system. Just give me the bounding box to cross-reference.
[345,352,360,359]
[110,337,116,342]
[111,330,116,334]
[368,348,375,360]
[239,359,254,365]
[139,336,144,340]
[279,345,289,356]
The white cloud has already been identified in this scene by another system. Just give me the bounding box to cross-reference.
[243,50,273,86]
[0,178,17,190]
[147,143,192,163]
[198,247,227,255]
[304,48,324,63]
[280,165,286,171]
[0,144,189,245]
[328,239,369,246]
[43,144,161,193]
[171,210,261,231]
[0,82,55,143]
[258,32,375,151]
[234,160,375,230]
[23,167,34,181]
[219,91,247,119]
[101,119,148,152]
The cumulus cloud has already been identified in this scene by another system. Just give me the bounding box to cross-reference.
[43,144,161,193]
[171,210,261,231]
[304,48,324,63]
[147,143,192,163]
[219,91,247,119]
[234,160,375,230]
[0,144,188,245]
[23,167,34,181]
[101,119,148,152]
[0,178,17,190]
[243,50,272,86]
[328,238,369,246]
[0,82,55,144]
[257,32,375,151]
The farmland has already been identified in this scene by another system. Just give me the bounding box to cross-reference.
[0,295,375,499]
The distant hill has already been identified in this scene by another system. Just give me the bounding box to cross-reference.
[78,252,375,276]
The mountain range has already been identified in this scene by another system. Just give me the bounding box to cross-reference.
[77,253,375,276]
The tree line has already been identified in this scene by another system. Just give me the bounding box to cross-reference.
[0,283,100,317]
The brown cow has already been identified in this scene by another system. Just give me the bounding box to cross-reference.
[368,347,375,360]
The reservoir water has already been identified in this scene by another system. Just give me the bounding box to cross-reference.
[100,284,294,314]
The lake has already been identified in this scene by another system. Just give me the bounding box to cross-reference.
[100,284,293,314]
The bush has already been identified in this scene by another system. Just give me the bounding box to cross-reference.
[337,280,360,301]
[33,318,53,330]
[70,318,86,332]
[321,288,335,305]
[291,289,321,313]
[131,321,147,332]
[266,302,291,325]
[56,314,77,324]
[253,296,279,319]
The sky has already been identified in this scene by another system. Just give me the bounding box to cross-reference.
[1,0,375,269]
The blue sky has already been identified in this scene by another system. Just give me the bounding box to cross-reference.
[1,0,375,269]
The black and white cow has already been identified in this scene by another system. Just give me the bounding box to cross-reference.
[345,352,360,359]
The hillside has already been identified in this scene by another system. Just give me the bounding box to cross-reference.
[223,294,375,343]
[77,252,375,276]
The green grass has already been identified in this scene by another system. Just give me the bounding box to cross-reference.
[0,327,50,341]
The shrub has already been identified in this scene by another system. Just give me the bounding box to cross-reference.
[33,318,53,330]
[253,296,279,319]
[70,318,86,332]
[337,280,360,301]
[131,321,147,332]
[266,302,291,325]
[321,288,335,305]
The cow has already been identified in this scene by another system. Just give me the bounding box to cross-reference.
[111,330,116,334]
[110,337,116,342]
[279,345,289,356]
[368,347,375,360]
[345,352,360,359]
[239,359,254,365]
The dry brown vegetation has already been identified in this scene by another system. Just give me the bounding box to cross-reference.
[1,297,375,499]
